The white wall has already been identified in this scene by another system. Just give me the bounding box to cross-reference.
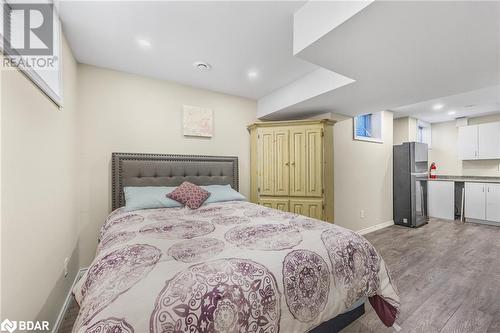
[1,37,80,326]
[77,64,257,266]
[429,113,500,176]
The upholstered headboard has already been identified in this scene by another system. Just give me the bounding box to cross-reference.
[111,153,239,210]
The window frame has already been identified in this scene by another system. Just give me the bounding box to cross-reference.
[353,111,384,143]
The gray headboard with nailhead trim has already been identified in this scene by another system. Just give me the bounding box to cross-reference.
[111,152,239,210]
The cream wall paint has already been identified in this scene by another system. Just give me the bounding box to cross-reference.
[77,64,257,266]
[429,113,500,176]
[1,37,80,326]
[393,116,417,145]
[323,112,394,231]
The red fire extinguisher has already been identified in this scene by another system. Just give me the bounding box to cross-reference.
[429,162,437,179]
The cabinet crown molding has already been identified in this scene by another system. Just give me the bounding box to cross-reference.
[247,119,336,131]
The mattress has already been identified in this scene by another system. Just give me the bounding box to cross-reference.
[72,201,399,332]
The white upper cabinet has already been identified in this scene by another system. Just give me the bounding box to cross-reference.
[458,125,478,160]
[478,122,500,159]
[458,122,500,160]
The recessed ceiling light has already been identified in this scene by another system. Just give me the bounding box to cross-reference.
[247,70,259,80]
[193,61,212,71]
[432,103,444,110]
[447,110,456,115]
[137,38,152,48]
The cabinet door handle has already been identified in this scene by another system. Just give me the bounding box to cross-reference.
[291,162,296,166]
[285,162,290,166]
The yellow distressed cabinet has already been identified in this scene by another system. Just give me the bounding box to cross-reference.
[248,119,335,222]
[258,198,289,212]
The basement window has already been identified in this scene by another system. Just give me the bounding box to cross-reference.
[354,111,384,143]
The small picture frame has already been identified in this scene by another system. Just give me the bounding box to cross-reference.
[182,105,213,138]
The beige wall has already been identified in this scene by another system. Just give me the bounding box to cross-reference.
[1,37,395,325]
[1,37,80,326]
[328,111,394,231]
[77,64,257,266]
[393,116,417,145]
[429,113,500,176]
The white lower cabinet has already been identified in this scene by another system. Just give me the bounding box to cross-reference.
[428,181,455,220]
[486,184,500,222]
[465,182,500,223]
[465,183,486,220]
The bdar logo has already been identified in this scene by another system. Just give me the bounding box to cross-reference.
[0,319,49,332]
[0,319,17,333]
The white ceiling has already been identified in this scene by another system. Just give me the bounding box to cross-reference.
[392,85,500,123]
[57,1,500,121]
[57,1,316,99]
[261,1,500,119]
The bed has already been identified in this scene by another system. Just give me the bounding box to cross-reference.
[72,153,399,333]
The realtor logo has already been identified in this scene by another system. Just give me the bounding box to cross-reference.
[0,319,17,333]
[3,2,54,55]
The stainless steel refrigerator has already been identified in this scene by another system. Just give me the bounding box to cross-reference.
[393,142,429,227]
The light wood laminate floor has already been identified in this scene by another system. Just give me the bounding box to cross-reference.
[58,219,500,333]
[343,219,500,333]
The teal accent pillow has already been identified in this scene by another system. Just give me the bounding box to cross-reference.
[123,186,182,212]
[202,185,247,204]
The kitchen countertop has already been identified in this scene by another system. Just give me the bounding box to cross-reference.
[421,175,500,183]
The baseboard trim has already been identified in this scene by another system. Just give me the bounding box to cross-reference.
[356,220,394,235]
[51,267,88,333]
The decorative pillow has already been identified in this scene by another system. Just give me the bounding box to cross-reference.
[167,182,211,209]
[202,185,247,204]
[124,186,181,212]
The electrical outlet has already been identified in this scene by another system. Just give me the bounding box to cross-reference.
[64,257,70,277]
[360,210,365,218]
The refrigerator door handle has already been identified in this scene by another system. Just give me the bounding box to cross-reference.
[411,172,429,177]
[420,182,425,216]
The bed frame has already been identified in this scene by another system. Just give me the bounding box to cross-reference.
[110,152,365,332]
[111,152,239,210]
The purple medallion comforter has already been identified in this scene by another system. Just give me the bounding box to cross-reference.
[73,201,400,333]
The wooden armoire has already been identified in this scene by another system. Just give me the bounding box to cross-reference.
[247,119,335,222]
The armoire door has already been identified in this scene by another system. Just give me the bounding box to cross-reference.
[274,128,290,196]
[289,128,306,196]
[259,198,289,212]
[290,199,323,220]
[306,127,323,197]
[257,128,275,196]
